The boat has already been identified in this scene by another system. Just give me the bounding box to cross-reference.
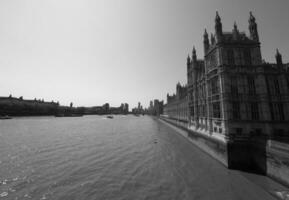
[106,115,114,119]
[0,115,12,120]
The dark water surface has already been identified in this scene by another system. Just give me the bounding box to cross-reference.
[0,115,287,200]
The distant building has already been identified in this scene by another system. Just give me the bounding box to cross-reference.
[154,99,164,116]
[187,12,289,140]
[163,83,188,122]
[0,96,59,116]
[102,103,110,113]
[132,102,144,114]
[110,103,129,114]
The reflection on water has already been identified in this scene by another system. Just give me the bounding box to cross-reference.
[0,115,284,200]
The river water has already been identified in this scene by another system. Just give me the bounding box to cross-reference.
[0,115,287,200]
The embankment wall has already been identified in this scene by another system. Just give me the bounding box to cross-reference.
[160,116,289,187]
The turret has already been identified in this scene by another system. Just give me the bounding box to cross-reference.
[187,54,191,67]
[232,21,239,40]
[249,12,259,42]
[203,29,209,53]
[192,46,197,62]
[215,11,223,42]
[275,49,283,67]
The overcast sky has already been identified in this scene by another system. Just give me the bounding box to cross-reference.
[0,0,288,108]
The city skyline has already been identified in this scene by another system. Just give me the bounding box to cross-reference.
[0,0,289,107]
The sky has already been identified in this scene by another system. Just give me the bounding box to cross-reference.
[0,0,288,108]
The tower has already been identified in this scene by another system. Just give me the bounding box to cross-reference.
[192,46,197,63]
[215,11,223,42]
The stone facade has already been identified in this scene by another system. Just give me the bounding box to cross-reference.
[163,83,188,123]
[161,12,289,186]
[187,12,289,142]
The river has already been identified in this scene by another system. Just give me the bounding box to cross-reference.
[0,115,287,200]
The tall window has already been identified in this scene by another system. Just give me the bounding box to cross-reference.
[274,78,280,95]
[190,91,194,101]
[278,103,285,121]
[232,102,241,120]
[202,105,206,117]
[251,103,259,120]
[212,102,221,118]
[211,77,219,95]
[270,103,285,121]
[248,77,256,95]
[227,49,235,65]
[244,49,252,65]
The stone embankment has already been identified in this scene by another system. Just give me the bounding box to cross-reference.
[160,116,289,187]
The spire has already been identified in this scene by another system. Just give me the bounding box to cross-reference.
[203,29,209,52]
[275,49,283,67]
[249,11,259,41]
[215,11,223,41]
[192,46,197,62]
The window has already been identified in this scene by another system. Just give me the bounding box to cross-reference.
[227,49,235,65]
[219,128,222,133]
[213,102,221,118]
[270,103,285,121]
[202,105,206,117]
[251,103,259,120]
[236,128,243,135]
[278,103,285,121]
[248,77,256,95]
[274,129,284,137]
[244,49,252,65]
[255,129,262,136]
[274,78,280,95]
[211,77,219,95]
[232,102,241,120]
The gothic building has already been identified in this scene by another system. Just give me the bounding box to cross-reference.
[163,83,188,123]
[187,12,289,141]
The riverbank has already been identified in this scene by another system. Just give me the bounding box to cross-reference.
[159,116,289,188]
